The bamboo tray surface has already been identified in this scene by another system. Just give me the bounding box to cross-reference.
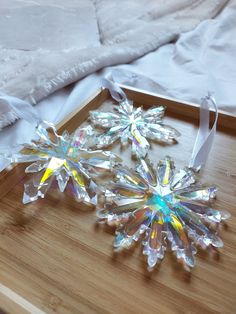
[0,87,235,314]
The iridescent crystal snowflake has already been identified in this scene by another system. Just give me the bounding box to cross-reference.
[90,99,180,157]
[4,122,121,205]
[97,156,230,270]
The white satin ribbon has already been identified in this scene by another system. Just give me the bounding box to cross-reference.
[0,92,41,126]
[102,73,127,102]
[189,94,218,169]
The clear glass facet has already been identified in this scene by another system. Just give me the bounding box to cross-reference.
[90,100,180,157]
[5,122,120,205]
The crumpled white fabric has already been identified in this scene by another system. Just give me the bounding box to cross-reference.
[1,0,236,171]
[0,0,228,129]
[117,0,236,114]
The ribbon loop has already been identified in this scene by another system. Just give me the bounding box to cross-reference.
[189,94,218,169]
[102,74,127,102]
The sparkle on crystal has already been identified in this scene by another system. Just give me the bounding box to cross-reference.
[90,99,180,157]
[4,121,121,205]
[97,156,230,270]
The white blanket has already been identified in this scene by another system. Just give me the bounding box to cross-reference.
[0,0,228,129]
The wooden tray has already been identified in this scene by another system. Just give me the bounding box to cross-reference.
[0,86,235,314]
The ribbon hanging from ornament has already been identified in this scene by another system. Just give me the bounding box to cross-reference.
[102,73,127,102]
[189,93,218,169]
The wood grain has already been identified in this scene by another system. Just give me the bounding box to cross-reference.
[0,88,235,314]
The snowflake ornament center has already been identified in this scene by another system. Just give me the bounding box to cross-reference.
[146,191,172,218]
[127,112,142,125]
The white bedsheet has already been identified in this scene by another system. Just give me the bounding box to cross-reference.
[0,0,236,171]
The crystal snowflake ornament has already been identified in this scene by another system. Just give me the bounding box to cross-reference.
[4,122,121,205]
[90,99,180,157]
[97,156,230,270]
